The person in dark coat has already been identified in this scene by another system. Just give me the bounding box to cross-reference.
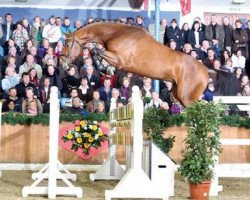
[222,16,234,52]
[187,21,205,49]
[164,18,183,50]
[0,13,15,48]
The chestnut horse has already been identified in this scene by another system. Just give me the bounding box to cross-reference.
[60,22,209,106]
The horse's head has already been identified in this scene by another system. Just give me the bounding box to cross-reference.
[59,32,83,70]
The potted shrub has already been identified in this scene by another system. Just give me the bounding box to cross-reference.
[178,100,225,200]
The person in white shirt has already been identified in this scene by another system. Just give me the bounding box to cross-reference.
[19,54,42,79]
[42,15,62,47]
[231,49,246,69]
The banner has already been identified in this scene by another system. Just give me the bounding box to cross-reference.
[180,0,191,16]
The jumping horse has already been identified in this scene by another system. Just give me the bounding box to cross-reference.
[60,22,209,106]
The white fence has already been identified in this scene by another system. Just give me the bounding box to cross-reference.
[210,96,250,196]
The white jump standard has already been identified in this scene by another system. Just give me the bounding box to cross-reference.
[22,86,83,199]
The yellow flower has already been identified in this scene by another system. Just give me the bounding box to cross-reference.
[92,125,98,131]
[76,137,82,144]
[84,132,90,137]
[80,120,87,126]
[98,129,103,136]
[75,126,80,132]
[84,143,90,148]
[67,133,73,140]
[88,137,94,143]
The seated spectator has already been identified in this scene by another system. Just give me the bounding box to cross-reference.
[54,40,64,59]
[21,39,33,61]
[196,40,210,60]
[37,38,50,66]
[221,49,231,65]
[61,66,80,97]
[26,100,39,116]
[100,65,116,87]
[61,88,83,108]
[182,43,192,54]
[119,76,131,103]
[78,76,93,104]
[19,54,42,79]
[42,46,58,66]
[3,87,22,112]
[241,75,250,91]
[5,38,21,56]
[202,47,216,69]
[38,76,51,113]
[16,72,38,98]
[170,97,184,115]
[242,84,250,96]
[80,57,100,78]
[4,47,22,74]
[141,77,153,98]
[22,86,43,114]
[39,65,62,92]
[221,58,234,73]
[231,49,246,69]
[160,101,170,112]
[169,41,177,50]
[105,88,122,111]
[99,78,112,106]
[86,90,101,113]
[95,100,106,113]
[235,67,244,92]
[82,65,99,90]
[160,81,173,108]
[1,66,20,93]
[202,81,215,101]
[62,96,86,114]
[3,99,19,112]
[29,68,39,89]
[145,91,163,109]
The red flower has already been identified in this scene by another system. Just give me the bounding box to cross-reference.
[74,120,80,126]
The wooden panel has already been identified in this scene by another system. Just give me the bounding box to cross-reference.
[1,123,250,164]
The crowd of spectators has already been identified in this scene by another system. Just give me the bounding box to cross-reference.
[0,13,250,116]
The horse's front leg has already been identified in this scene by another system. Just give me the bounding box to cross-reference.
[98,50,121,68]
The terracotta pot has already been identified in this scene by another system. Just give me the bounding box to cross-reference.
[189,181,211,200]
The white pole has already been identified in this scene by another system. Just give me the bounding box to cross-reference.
[131,86,143,169]
[48,86,60,199]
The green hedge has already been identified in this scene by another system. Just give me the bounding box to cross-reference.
[2,110,250,129]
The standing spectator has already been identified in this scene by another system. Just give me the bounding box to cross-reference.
[136,15,147,30]
[36,19,46,46]
[19,54,42,79]
[193,16,206,33]
[74,19,82,30]
[222,16,234,53]
[22,18,31,37]
[164,18,183,50]
[232,19,248,60]
[12,21,29,51]
[245,20,250,76]
[55,17,63,28]
[15,72,38,98]
[187,21,205,49]
[205,14,225,51]
[181,22,190,45]
[148,18,167,44]
[30,16,41,47]
[0,13,15,47]
[42,15,62,47]
[61,17,76,36]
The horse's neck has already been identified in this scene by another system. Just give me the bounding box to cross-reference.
[77,23,125,44]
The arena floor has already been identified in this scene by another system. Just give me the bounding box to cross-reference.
[0,170,250,200]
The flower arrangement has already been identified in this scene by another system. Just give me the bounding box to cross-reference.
[62,120,109,155]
